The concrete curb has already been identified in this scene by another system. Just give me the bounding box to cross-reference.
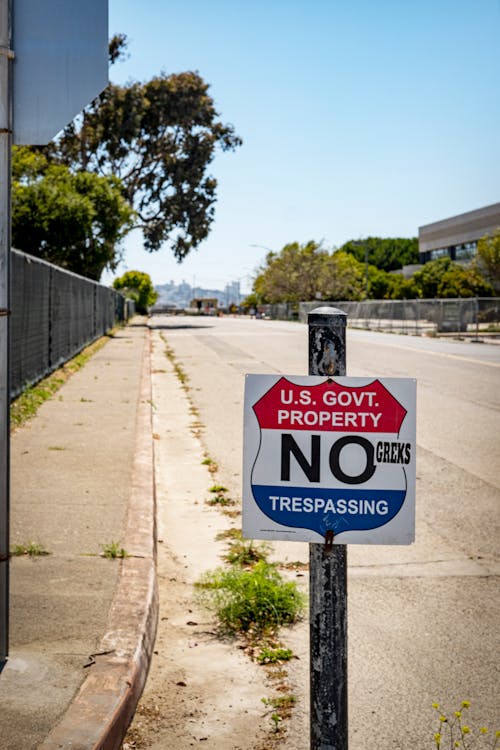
[39,328,158,750]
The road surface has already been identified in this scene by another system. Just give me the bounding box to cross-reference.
[150,314,500,748]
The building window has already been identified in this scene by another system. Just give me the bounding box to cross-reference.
[430,247,450,260]
[455,241,477,260]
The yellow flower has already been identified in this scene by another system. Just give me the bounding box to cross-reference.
[480,727,488,734]
[454,742,460,748]
[440,715,447,723]
[454,711,462,719]
[461,700,471,709]
[434,732,441,746]
[432,702,440,710]
[462,726,470,734]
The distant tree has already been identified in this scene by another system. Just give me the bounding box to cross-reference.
[412,257,493,298]
[340,237,419,272]
[436,264,493,298]
[241,292,261,310]
[40,35,242,262]
[253,241,330,303]
[364,266,391,299]
[252,244,366,303]
[321,251,365,301]
[113,270,158,313]
[475,230,500,292]
[385,273,420,300]
[12,147,134,280]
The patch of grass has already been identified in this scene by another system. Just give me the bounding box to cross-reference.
[215,527,241,542]
[11,541,50,557]
[100,541,128,559]
[209,484,228,493]
[10,379,64,428]
[223,535,269,567]
[173,361,189,387]
[206,483,234,507]
[10,333,114,430]
[202,456,219,474]
[222,508,241,519]
[279,560,309,572]
[195,561,305,636]
[206,494,235,507]
[262,694,297,732]
[161,335,190,390]
[256,646,294,665]
[262,694,296,710]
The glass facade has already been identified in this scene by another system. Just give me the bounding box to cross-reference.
[454,241,477,260]
[430,247,450,260]
[428,242,478,262]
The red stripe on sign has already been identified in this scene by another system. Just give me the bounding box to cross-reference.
[252,377,407,433]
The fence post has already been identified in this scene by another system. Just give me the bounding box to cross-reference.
[308,306,348,750]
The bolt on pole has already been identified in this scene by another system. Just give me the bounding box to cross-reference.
[308,306,348,750]
[0,0,12,666]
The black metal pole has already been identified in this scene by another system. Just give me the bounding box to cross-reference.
[0,0,12,667]
[308,306,348,750]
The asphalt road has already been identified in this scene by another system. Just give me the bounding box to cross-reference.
[151,314,500,748]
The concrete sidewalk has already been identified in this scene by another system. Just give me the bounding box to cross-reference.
[0,319,157,750]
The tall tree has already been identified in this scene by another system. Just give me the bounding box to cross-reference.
[253,242,330,303]
[340,237,419,272]
[321,251,365,301]
[475,230,500,292]
[12,147,134,280]
[252,243,365,303]
[42,36,242,262]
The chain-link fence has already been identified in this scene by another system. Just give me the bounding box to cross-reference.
[295,298,500,335]
[10,249,133,398]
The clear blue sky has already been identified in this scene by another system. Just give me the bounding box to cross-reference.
[102,0,500,293]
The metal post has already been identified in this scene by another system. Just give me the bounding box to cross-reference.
[308,306,348,750]
[0,0,12,666]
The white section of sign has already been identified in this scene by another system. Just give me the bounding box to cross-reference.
[13,0,108,145]
[242,374,416,545]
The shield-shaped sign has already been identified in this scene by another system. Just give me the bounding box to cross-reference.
[242,375,416,544]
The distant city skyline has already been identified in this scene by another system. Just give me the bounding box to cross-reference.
[155,278,243,308]
[101,0,500,292]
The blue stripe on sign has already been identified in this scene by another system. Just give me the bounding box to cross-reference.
[251,485,406,536]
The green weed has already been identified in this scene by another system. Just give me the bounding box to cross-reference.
[223,535,269,567]
[261,695,297,732]
[215,528,241,542]
[195,561,305,636]
[11,541,50,557]
[206,494,235,507]
[202,456,218,473]
[209,484,228,493]
[101,541,128,559]
[256,646,294,665]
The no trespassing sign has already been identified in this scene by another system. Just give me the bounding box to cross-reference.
[242,375,416,545]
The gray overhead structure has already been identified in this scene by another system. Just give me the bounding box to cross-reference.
[419,202,500,264]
